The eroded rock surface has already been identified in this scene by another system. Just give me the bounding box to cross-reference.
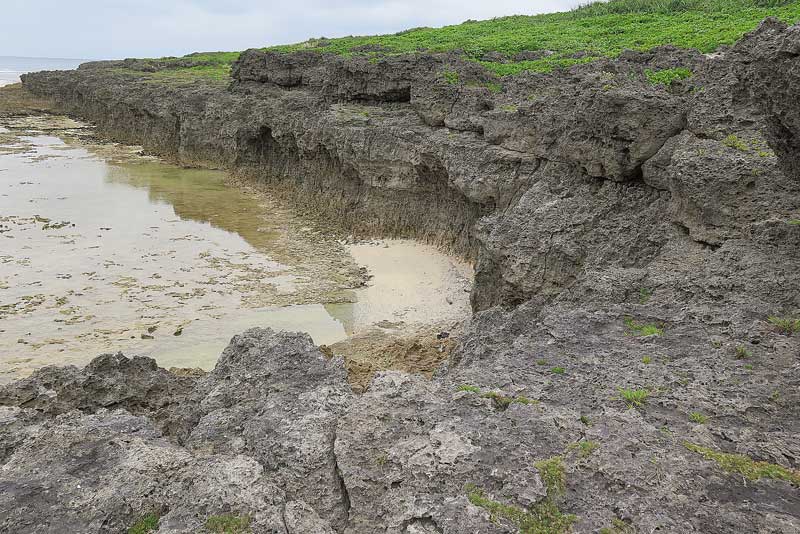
[3,16,799,534]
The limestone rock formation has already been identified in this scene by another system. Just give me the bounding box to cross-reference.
[3,17,799,534]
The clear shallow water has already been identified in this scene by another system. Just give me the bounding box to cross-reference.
[0,115,472,382]
[0,56,84,87]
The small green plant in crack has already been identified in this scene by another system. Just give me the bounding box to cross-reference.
[482,390,514,409]
[723,134,749,152]
[466,80,504,93]
[735,345,752,359]
[642,355,652,365]
[624,317,664,337]
[465,484,575,534]
[458,385,537,408]
[206,514,252,534]
[788,219,800,225]
[536,359,548,366]
[442,70,460,84]
[579,415,591,426]
[551,367,566,375]
[683,442,800,486]
[128,513,160,534]
[568,440,600,458]
[513,395,538,405]
[501,104,518,113]
[534,456,566,496]
[375,453,388,467]
[600,517,636,534]
[645,67,692,86]
[638,287,652,304]
[689,412,708,424]
[618,387,650,409]
[767,316,800,335]
[466,454,575,532]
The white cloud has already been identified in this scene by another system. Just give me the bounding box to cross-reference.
[0,0,582,59]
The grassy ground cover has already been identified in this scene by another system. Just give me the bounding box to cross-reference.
[126,0,800,79]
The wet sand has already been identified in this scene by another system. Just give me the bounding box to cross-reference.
[0,111,473,383]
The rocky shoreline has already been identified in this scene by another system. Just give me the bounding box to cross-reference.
[1,17,799,534]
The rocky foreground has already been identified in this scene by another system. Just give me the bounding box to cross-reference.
[1,18,799,534]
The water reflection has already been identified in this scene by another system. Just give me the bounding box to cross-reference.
[0,115,472,382]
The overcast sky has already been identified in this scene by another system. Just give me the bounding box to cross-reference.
[1,0,583,60]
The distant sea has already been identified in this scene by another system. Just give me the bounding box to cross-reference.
[0,56,84,87]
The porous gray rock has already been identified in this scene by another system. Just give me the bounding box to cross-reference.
[6,16,800,534]
[0,329,350,533]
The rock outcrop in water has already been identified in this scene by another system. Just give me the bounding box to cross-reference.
[3,17,799,534]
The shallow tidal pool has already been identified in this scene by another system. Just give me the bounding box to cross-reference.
[0,115,472,383]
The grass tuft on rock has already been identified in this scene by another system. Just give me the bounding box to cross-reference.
[206,514,252,534]
[684,442,800,485]
[767,315,800,335]
[128,513,159,534]
[458,385,538,408]
[466,485,576,534]
[534,456,567,496]
[689,412,708,424]
[645,67,693,86]
[618,387,650,408]
[624,317,664,336]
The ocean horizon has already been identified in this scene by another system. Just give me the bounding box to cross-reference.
[0,56,85,86]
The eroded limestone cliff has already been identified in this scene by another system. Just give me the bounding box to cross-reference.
[1,17,799,534]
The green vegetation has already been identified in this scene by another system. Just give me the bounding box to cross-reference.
[600,517,636,534]
[128,513,159,534]
[513,395,538,405]
[767,315,800,335]
[206,515,251,534]
[788,219,800,225]
[638,287,652,304]
[149,64,232,83]
[568,440,600,458]
[535,456,567,495]
[624,317,664,336]
[458,385,538,407]
[684,442,800,485]
[465,454,575,533]
[645,67,693,86]
[551,367,566,375]
[735,345,752,359]
[466,485,576,534]
[642,355,652,364]
[269,0,800,76]
[580,415,592,426]
[123,0,800,81]
[689,412,708,424]
[618,387,650,408]
[443,70,460,84]
[723,134,750,151]
[467,81,503,93]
